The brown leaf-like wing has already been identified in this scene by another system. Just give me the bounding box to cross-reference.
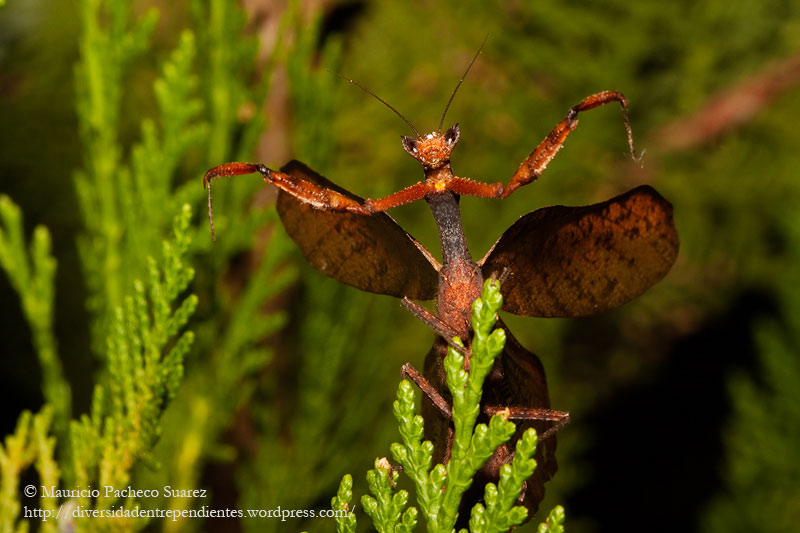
[480,185,679,317]
[276,160,439,300]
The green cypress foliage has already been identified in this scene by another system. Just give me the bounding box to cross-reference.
[344,280,566,532]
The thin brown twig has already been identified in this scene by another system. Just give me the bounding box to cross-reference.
[654,53,800,153]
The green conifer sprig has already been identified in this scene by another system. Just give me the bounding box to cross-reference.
[537,506,566,533]
[154,32,208,174]
[332,474,357,533]
[73,0,160,347]
[73,1,210,359]
[285,0,342,167]
[3,1,308,530]
[362,458,418,533]
[350,279,566,532]
[191,0,258,165]
[0,408,57,533]
[469,429,539,532]
[217,209,296,377]
[391,380,441,522]
[0,412,35,533]
[69,205,196,521]
[129,30,208,255]
[0,196,70,436]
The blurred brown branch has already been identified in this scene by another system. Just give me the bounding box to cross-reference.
[655,53,800,153]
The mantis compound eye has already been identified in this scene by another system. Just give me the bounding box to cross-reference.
[444,124,460,146]
[401,136,419,156]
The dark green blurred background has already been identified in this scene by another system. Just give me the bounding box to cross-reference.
[2,1,799,531]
